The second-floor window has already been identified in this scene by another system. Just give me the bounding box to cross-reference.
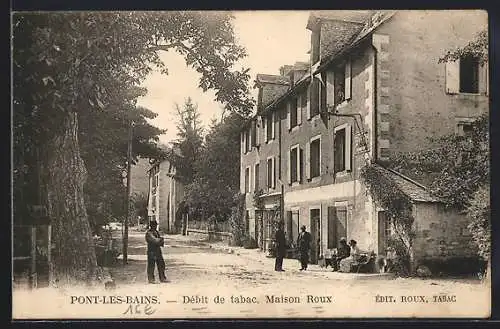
[265,112,275,142]
[290,97,298,128]
[267,157,276,188]
[310,136,321,178]
[334,125,352,173]
[254,163,260,192]
[460,56,479,94]
[245,167,250,193]
[289,145,300,184]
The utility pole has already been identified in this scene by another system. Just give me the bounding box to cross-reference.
[123,120,133,265]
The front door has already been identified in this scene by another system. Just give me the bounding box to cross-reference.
[378,211,390,255]
[310,208,321,264]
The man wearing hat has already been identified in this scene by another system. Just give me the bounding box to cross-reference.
[145,220,168,283]
[297,225,312,271]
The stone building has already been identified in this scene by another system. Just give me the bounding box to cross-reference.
[147,157,185,234]
[240,10,488,266]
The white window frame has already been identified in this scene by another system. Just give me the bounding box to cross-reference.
[309,134,322,180]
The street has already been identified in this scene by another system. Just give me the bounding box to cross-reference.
[12,229,490,319]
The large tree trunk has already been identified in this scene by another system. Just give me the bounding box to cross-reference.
[45,112,98,286]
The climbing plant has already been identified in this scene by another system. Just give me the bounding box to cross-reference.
[359,164,415,274]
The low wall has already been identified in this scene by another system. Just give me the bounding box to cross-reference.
[186,228,232,243]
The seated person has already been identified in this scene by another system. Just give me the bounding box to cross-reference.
[333,237,350,271]
[338,239,361,273]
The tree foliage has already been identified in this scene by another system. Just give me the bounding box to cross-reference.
[439,30,488,66]
[13,12,254,284]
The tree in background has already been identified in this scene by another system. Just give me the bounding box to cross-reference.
[169,98,204,185]
[182,112,246,227]
[13,12,254,285]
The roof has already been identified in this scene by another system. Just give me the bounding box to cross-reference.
[255,74,290,86]
[371,164,441,203]
[307,10,374,29]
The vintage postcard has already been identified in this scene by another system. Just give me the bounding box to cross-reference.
[12,10,490,319]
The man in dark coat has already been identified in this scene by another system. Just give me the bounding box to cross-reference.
[297,225,312,271]
[274,221,286,271]
[145,220,168,283]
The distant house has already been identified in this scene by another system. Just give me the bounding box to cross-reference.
[239,10,488,267]
[147,155,185,234]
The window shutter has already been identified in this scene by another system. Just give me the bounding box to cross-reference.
[297,94,303,126]
[326,71,335,107]
[479,62,488,95]
[272,157,276,188]
[256,117,261,146]
[345,60,352,100]
[299,148,304,183]
[305,142,311,180]
[296,146,301,183]
[287,149,292,185]
[306,85,311,119]
[345,125,352,171]
[241,132,245,154]
[287,102,291,130]
[251,121,256,147]
[271,112,276,139]
[445,60,460,94]
[263,117,267,143]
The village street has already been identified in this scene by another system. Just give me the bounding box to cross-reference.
[12,227,490,319]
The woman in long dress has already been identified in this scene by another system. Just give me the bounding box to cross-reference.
[339,239,360,273]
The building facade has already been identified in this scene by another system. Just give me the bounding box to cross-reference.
[240,10,488,266]
[147,159,185,234]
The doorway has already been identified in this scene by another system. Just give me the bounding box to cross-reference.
[310,208,321,264]
[327,206,347,249]
[378,211,391,255]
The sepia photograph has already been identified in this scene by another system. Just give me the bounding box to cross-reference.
[11,10,490,319]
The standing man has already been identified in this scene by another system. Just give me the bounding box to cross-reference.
[274,221,286,272]
[145,220,168,283]
[297,225,311,271]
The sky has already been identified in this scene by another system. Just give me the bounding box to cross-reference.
[137,11,311,145]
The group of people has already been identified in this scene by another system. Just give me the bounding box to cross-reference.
[274,221,361,273]
[274,222,312,272]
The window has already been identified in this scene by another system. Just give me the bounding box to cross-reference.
[245,129,251,153]
[289,145,300,183]
[267,157,275,188]
[254,163,260,191]
[245,167,250,193]
[456,117,476,137]
[334,125,352,173]
[460,56,479,93]
[310,137,321,178]
[334,66,346,105]
[266,112,275,142]
[334,129,345,173]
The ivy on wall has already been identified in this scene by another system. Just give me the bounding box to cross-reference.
[360,164,415,274]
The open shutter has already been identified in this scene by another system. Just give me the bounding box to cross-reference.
[298,94,304,126]
[479,62,488,95]
[326,71,335,107]
[263,117,267,143]
[345,125,352,171]
[345,60,352,100]
[241,132,245,154]
[287,102,291,131]
[287,149,291,185]
[272,157,276,188]
[296,147,301,184]
[445,60,460,94]
[305,142,311,180]
[306,85,311,119]
[256,117,261,146]
[251,120,256,147]
[271,112,276,139]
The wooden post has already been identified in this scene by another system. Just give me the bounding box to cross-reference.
[30,226,37,289]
